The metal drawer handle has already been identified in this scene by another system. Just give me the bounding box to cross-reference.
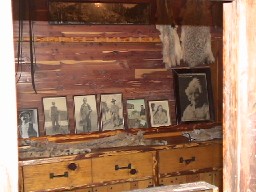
[49,171,68,179]
[179,156,196,165]
[115,163,132,170]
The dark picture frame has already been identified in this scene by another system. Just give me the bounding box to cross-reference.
[173,67,215,123]
[42,96,70,135]
[100,93,124,131]
[148,100,171,127]
[17,108,39,138]
[126,98,148,129]
[48,0,155,25]
[73,95,99,133]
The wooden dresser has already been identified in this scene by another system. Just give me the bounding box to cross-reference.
[19,138,222,192]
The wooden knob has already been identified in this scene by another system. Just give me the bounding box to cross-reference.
[68,163,77,170]
[130,169,137,175]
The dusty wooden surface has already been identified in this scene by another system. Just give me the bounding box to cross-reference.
[223,0,256,191]
[128,181,218,192]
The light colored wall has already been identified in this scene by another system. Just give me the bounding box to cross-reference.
[0,1,19,191]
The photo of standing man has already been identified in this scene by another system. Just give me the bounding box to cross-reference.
[80,97,92,132]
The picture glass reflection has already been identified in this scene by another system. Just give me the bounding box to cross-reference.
[49,1,151,24]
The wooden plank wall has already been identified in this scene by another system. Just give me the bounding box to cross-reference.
[13,1,223,137]
[223,1,256,191]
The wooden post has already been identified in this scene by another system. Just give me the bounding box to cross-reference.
[0,1,19,191]
[223,0,256,191]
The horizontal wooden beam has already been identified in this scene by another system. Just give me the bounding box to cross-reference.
[13,36,161,43]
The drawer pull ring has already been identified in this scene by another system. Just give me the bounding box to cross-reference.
[115,163,132,170]
[179,157,196,165]
[49,171,69,179]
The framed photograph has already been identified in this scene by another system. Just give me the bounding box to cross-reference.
[48,0,155,25]
[173,68,215,123]
[100,93,124,131]
[42,96,69,135]
[148,100,171,127]
[17,108,39,138]
[74,95,98,133]
[126,99,148,129]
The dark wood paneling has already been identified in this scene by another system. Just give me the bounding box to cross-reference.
[12,0,223,26]
[14,0,223,137]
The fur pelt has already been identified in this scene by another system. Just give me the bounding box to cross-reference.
[156,25,182,68]
[181,25,215,67]
[19,131,167,159]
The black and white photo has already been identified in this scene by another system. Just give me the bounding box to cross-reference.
[100,93,124,131]
[173,68,215,123]
[17,108,39,138]
[74,95,98,133]
[148,100,171,127]
[43,97,69,135]
[126,99,148,129]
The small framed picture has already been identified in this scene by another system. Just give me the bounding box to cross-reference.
[73,95,98,133]
[148,100,171,127]
[17,108,39,138]
[42,96,69,135]
[126,99,148,129]
[100,93,124,131]
[173,67,215,123]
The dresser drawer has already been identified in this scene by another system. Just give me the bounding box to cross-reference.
[159,175,186,186]
[130,179,154,189]
[92,183,131,192]
[92,152,155,183]
[92,179,154,192]
[158,143,222,174]
[22,159,92,192]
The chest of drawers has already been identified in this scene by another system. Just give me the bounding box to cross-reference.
[19,141,222,192]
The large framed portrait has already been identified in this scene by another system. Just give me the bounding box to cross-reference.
[148,100,171,127]
[173,67,215,123]
[126,99,148,129]
[42,96,69,135]
[17,108,39,138]
[48,0,155,25]
[73,95,98,133]
[100,93,124,131]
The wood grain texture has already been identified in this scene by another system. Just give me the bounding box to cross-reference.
[92,152,155,183]
[14,3,223,137]
[23,159,92,191]
[223,0,256,191]
[19,140,222,191]
[158,143,222,175]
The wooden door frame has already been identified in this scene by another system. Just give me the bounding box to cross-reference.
[223,0,256,191]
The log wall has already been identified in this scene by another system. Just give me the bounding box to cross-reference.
[13,1,223,137]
